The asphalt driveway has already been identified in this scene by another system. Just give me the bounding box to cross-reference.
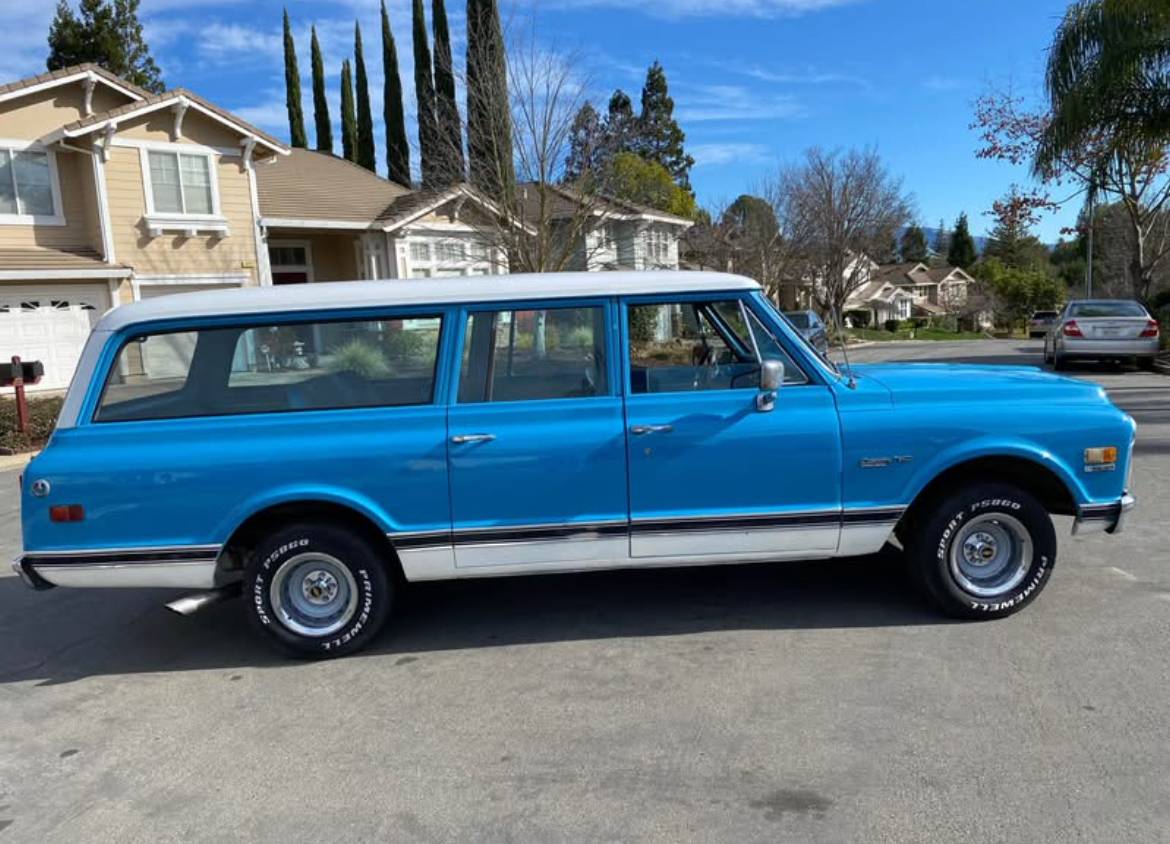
[0,338,1167,842]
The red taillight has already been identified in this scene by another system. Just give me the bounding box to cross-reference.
[49,504,85,523]
[1062,320,1083,337]
[1140,319,1160,338]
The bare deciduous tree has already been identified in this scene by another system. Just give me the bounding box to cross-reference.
[767,147,913,316]
[684,194,794,302]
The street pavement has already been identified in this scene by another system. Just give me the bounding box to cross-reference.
[0,339,1167,842]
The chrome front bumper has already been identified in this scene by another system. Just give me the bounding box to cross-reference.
[1072,492,1135,536]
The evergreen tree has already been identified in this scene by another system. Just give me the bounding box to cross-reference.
[380,1,410,185]
[899,223,928,263]
[47,0,164,93]
[604,90,636,157]
[310,26,332,153]
[933,218,949,256]
[947,212,978,269]
[636,62,693,189]
[564,102,603,182]
[353,22,376,172]
[340,59,357,163]
[466,0,514,197]
[412,0,440,187]
[431,0,464,183]
[281,9,307,148]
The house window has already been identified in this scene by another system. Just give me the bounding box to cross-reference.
[644,229,671,265]
[146,150,215,215]
[0,146,59,220]
[469,240,489,260]
[410,242,431,262]
[436,242,464,262]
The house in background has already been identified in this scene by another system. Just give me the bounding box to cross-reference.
[518,183,693,272]
[844,260,978,326]
[256,148,514,284]
[0,64,285,390]
[0,65,696,393]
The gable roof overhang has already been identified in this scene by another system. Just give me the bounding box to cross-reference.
[380,185,538,236]
[0,64,148,107]
[524,182,695,228]
[54,88,288,156]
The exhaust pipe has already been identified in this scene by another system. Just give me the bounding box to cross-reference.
[165,583,240,616]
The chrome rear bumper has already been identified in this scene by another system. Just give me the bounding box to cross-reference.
[1072,492,1135,536]
[11,556,55,590]
[12,545,222,589]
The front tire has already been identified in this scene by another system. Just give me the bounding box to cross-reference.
[245,523,392,658]
[906,483,1056,619]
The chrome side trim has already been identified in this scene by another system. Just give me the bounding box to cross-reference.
[32,560,219,589]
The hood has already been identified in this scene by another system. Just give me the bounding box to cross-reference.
[850,362,1111,407]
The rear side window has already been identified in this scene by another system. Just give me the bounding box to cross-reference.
[458,305,607,403]
[96,315,442,422]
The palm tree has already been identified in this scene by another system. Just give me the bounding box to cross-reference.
[1037,0,1170,175]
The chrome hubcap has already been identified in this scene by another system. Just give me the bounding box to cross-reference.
[949,514,1033,598]
[269,552,359,638]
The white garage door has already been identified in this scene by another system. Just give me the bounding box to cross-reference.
[0,284,109,392]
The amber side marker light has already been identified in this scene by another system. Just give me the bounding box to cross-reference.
[49,504,85,523]
[1084,447,1118,472]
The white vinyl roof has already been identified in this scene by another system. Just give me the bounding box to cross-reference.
[97,271,760,331]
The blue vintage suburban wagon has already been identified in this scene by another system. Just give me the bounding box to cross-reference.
[14,272,1136,657]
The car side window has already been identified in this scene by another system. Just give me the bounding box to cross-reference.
[95,315,442,422]
[628,300,806,394]
[458,305,608,403]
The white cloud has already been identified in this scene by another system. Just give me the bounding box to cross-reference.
[539,0,859,18]
[198,23,283,64]
[676,83,804,122]
[691,142,773,167]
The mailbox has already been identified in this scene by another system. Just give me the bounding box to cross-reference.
[0,359,44,387]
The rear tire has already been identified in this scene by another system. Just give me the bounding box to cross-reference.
[245,523,392,658]
[906,483,1056,620]
[1052,350,1067,370]
[1138,356,1156,371]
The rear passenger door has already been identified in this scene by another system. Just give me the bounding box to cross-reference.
[446,299,629,569]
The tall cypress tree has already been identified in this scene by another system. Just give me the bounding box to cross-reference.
[354,22,377,172]
[381,1,410,186]
[412,0,440,187]
[282,9,307,148]
[431,0,464,183]
[310,26,332,153]
[340,59,357,163]
[636,61,692,189]
[947,212,978,269]
[466,0,514,197]
[47,0,164,93]
[605,89,636,157]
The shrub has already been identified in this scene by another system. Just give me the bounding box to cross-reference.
[0,395,64,453]
[328,339,391,378]
[381,328,436,363]
[883,318,900,333]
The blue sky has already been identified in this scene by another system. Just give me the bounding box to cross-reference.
[9,0,1079,241]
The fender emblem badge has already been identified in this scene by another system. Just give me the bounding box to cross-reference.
[30,479,51,497]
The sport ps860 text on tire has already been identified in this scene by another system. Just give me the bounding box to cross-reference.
[245,523,392,658]
[908,483,1057,619]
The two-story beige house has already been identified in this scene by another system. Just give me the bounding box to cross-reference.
[0,64,286,389]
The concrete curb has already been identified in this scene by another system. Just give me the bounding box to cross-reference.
[0,451,35,472]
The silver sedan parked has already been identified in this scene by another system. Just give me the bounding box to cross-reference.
[1044,299,1160,370]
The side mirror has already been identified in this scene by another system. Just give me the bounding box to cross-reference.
[757,359,783,411]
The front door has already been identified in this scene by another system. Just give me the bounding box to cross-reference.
[623,295,843,559]
[446,300,628,569]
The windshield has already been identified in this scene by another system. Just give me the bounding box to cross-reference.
[785,311,811,329]
[1069,301,1147,318]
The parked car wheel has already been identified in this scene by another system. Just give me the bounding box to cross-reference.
[1042,340,1052,364]
[245,523,392,658]
[1138,356,1156,371]
[1052,349,1067,370]
[907,483,1056,620]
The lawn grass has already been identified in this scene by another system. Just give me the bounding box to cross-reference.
[0,395,63,454]
[846,327,990,342]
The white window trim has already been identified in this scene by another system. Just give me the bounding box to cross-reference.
[403,230,497,278]
[137,144,228,237]
[268,238,314,282]
[0,138,66,226]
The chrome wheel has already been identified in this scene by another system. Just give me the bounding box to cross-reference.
[948,513,1032,598]
[269,552,359,637]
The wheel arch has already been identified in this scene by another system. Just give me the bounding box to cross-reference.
[899,453,1078,538]
[216,498,402,579]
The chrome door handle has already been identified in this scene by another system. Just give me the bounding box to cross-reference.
[629,424,673,435]
[451,433,496,444]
